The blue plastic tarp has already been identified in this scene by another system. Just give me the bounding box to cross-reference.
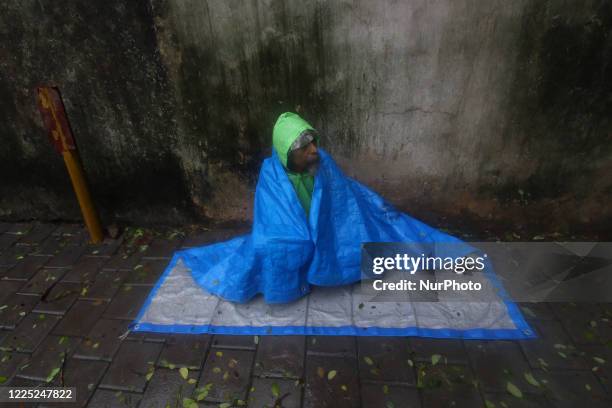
[180,148,476,304]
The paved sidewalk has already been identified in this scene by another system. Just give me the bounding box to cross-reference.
[0,222,610,407]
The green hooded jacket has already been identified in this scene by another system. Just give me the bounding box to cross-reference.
[272,112,317,216]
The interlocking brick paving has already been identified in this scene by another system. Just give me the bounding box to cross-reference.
[33,282,81,315]
[0,222,609,407]
[52,300,108,337]
[254,335,305,379]
[0,312,62,353]
[303,355,360,408]
[157,334,211,370]
[248,377,302,408]
[139,368,197,407]
[2,255,49,281]
[73,318,131,362]
[199,348,255,402]
[358,336,415,383]
[99,340,163,393]
[0,293,41,330]
[17,334,81,381]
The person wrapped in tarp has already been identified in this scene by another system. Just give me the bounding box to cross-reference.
[179,112,475,303]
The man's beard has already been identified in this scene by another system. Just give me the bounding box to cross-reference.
[305,158,320,176]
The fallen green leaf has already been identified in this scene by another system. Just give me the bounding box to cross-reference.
[363,356,374,366]
[179,367,189,380]
[271,382,280,397]
[524,372,540,387]
[46,367,61,383]
[593,356,605,364]
[506,382,523,398]
[431,354,442,366]
[327,370,337,380]
[182,398,198,408]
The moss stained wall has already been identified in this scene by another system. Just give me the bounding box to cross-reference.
[0,0,610,236]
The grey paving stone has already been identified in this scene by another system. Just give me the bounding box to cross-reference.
[254,335,305,379]
[80,270,126,301]
[33,282,81,315]
[579,344,611,392]
[358,336,415,384]
[45,245,86,268]
[3,255,49,281]
[74,318,130,362]
[0,245,33,268]
[141,237,182,259]
[82,237,123,257]
[4,223,32,235]
[52,224,86,239]
[303,355,359,408]
[533,368,609,408]
[18,267,67,296]
[552,303,611,345]
[410,337,468,365]
[140,368,197,408]
[307,335,357,357]
[103,251,144,271]
[518,302,558,321]
[40,358,109,407]
[103,284,150,320]
[0,233,20,252]
[33,235,67,256]
[466,340,537,393]
[17,335,81,381]
[211,335,258,350]
[157,334,211,370]
[483,392,551,408]
[126,330,168,343]
[418,363,481,408]
[17,224,57,246]
[0,280,24,303]
[0,312,62,353]
[0,351,30,384]
[520,320,588,370]
[361,383,421,408]
[0,293,41,329]
[199,348,255,402]
[61,256,106,283]
[247,377,302,408]
[99,340,162,392]
[124,258,168,285]
[88,389,142,408]
[52,300,107,337]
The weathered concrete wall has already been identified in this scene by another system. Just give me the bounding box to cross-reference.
[1,0,610,236]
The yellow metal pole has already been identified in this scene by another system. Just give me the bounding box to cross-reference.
[61,149,104,244]
[36,86,104,244]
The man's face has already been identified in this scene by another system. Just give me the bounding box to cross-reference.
[289,140,319,174]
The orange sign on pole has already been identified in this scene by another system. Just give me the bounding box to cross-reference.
[36,86,104,244]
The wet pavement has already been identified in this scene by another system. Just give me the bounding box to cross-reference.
[0,222,610,407]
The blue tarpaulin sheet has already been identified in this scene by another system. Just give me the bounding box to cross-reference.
[132,149,534,339]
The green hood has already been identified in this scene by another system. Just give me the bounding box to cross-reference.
[272,112,316,168]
